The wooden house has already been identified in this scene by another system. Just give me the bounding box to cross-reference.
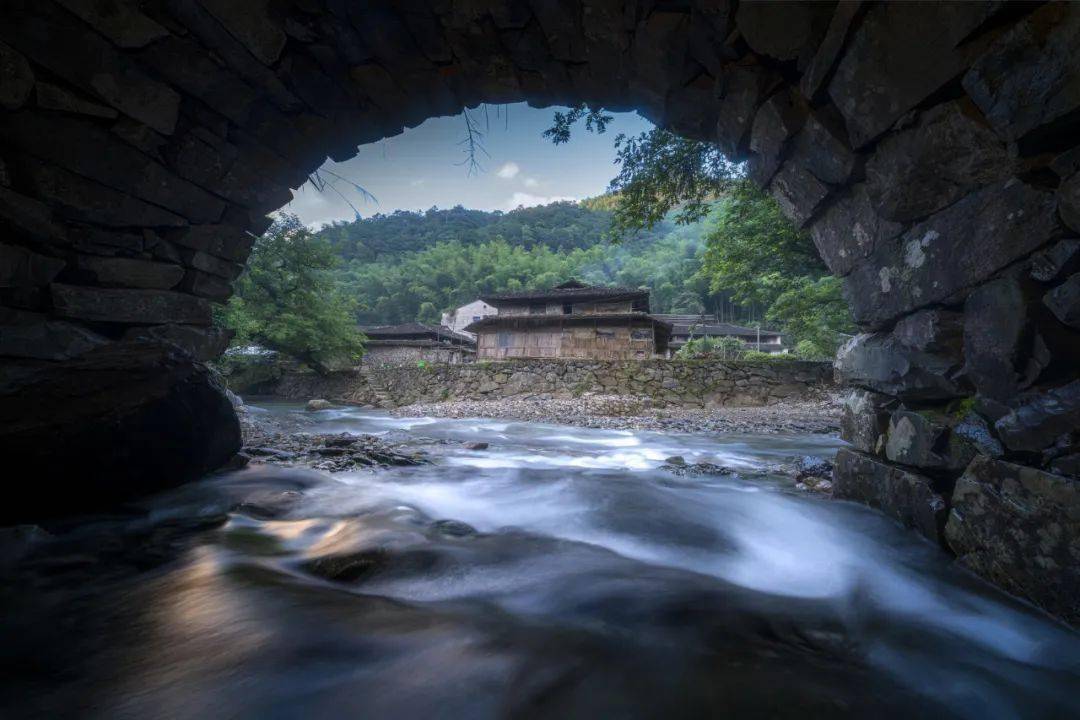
[466,280,671,360]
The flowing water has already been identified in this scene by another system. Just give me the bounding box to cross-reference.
[3,402,1078,719]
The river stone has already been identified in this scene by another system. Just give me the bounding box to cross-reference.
[834,448,949,546]
[864,99,1016,223]
[884,410,976,473]
[52,283,212,325]
[834,310,968,400]
[962,2,1080,145]
[839,388,893,455]
[953,411,1004,459]
[844,179,1062,328]
[1044,271,1080,330]
[0,341,240,523]
[945,455,1080,626]
[994,380,1080,454]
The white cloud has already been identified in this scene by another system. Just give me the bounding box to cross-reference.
[523,177,539,188]
[496,161,520,179]
[505,192,577,210]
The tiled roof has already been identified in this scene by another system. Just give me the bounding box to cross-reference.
[463,312,671,334]
[359,323,475,345]
[480,283,648,304]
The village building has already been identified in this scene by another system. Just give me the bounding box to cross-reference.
[360,323,476,365]
[466,280,671,360]
[441,299,497,339]
[654,314,786,355]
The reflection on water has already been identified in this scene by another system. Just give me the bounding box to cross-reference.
[2,402,1078,719]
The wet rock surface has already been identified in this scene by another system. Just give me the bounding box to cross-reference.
[946,456,1080,626]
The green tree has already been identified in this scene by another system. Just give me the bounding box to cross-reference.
[220,213,365,372]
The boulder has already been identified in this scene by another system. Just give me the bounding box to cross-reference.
[810,185,903,277]
[844,179,1062,328]
[884,410,976,473]
[0,341,240,523]
[735,0,831,64]
[462,441,489,451]
[51,283,212,325]
[864,100,1016,222]
[834,447,949,546]
[306,398,333,411]
[953,411,1004,459]
[786,109,857,186]
[748,89,806,185]
[963,276,1046,401]
[945,456,1080,626]
[839,388,893,455]
[799,0,864,100]
[714,63,778,158]
[1044,271,1080,330]
[994,380,1080,454]
[834,310,968,400]
[962,2,1080,145]
[769,159,830,227]
[35,82,118,119]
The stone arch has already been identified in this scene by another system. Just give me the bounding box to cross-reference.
[0,2,1078,621]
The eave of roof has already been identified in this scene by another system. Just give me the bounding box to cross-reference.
[464,312,672,334]
[479,285,648,304]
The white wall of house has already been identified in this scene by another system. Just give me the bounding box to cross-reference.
[442,299,497,338]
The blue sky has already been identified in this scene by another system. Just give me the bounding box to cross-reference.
[285,103,653,227]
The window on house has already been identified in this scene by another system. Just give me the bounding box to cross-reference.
[472,316,481,322]
[630,330,651,340]
[596,329,615,339]
[529,303,545,315]
[562,303,572,315]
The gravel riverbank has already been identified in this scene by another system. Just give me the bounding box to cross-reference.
[392,393,843,435]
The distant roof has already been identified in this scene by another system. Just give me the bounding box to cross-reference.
[480,280,648,304]
[359,323,475,345]
[464,312,671,335]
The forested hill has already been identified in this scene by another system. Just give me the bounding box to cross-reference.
[311,201,726,325]
[314,201,668,262]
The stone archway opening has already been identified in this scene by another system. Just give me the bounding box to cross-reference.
[0,1,1078,622]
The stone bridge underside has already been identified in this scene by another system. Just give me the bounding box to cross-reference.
[0,1,1078,622]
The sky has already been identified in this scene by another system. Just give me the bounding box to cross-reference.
[284,103,653,227]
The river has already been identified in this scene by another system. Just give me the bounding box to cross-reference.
[3,401,1078,719]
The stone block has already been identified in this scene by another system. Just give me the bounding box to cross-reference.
[865,99,1016,222]
[786,109,857,186]
[51,283,212,325]
[1044,271,1080,329]
[963,2,1080,145]
[828,0,1002,147]
[963,276,1046,400]
[884,410,976,473]
[844,179,1062,328]
[834,310,968,400]
[1030,239,1080,283]
[769,159,830,227]
[35,82,118,119]
[1060,171,1080,234]
[55,0,170,48]
[0,242,65,287]
[834,447,949,545]
[0,308,109,360]
[181,270,232,301]
[839,388,893,454]
[735,0,831,64]
[799,1,864,100]
[810,185,903,277]
[994,379,1080,454]
[714,63,778,158]
[122,323,232,361]
[75,255,185,290]
[0,39,33,109]
[945,456,1080,626]
[748,89,806,185]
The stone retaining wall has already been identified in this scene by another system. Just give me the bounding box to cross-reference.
[271,359,834,409]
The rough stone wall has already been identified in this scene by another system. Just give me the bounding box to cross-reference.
[1,1,1079,620]
[362,344,471,366]
[273,359,834,409]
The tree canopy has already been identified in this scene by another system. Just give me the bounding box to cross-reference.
[218,214,366,372]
